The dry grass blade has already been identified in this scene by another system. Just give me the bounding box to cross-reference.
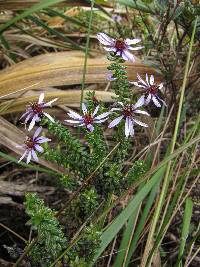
[0,90,115,114]
[0,116,67,174]
[0,51,159,98]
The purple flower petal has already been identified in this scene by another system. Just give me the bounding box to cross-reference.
[35,144,44,153]
[43,112,54,122]
[108,115,124,128]
[158,83,163,90]
[107,72,116,81]
[20,110,31,120]
[28,115,38,131]
[110,107,121,112]
[31,149,38,162]
[128,46,144,51]
[36,137,51,143]
[24,112,33,124]
[87,124,94,132]
[65,119,81,124]
[82,103,87,115]
[125,38,141,45]
[18,150,27,162]
[33,127,42,139]
[150,75,154,85]
[125,117,131,137]
[146,73,150,86]
[44,98,58,107]
[104,47,117,52]
[121,50,135,62]
[95,112,110,121]
[67,110,82,120]
[94,117,108,123]
[145,94,151,105]
[130,81,146,88]
[129,120,135,136]
[152,96,161,107]
[134,109,150,116]
[38,93,45,104]
[92,105,99,116]
[26,151,32,164]
[97,33,115,46]
[137,74,148,87]
[134,96,145,108]
[133,119,148,127]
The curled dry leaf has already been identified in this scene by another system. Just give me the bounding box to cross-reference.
[0,51,159,98]
[0,0,113,11]
[0,90,116,115]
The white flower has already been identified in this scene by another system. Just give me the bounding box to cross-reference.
[108,99,149,138]
[97,32,143,62]
[16,127,51,164]
[130,73,166,108]
[65,103,110,132]
[20,93,57,131]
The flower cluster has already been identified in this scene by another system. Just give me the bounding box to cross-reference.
[17,93,57,164]
[20,93,57,131]
[130,73,166,108]
[97,32,143,62]
[65,103,110,132]
[16,127,51,164]
[17,32,166,164]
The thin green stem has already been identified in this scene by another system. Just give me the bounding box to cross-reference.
[80,0,95,108]
[141,17,198,267]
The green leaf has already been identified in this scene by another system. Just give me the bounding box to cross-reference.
[117,0,155,14]
[0,0,65,34]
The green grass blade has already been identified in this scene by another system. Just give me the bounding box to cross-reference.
[0,0,65,34]
[0,150,56,175]
[28,15,84,51]
[176,198,193,267]
[45,8,94,30]
[113,208,138,267]
[89,167,164,266]
[0,35,17,62]
[123,171,162,267]
[117,0,155,14]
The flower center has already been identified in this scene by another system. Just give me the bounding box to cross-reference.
[31,103,43,114]
[25,137,35,149]
[148,85,158,95]
[84,114,93,125]
[115,39,126,51]
[122,106,133,117]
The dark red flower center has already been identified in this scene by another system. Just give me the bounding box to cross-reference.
[122,106,134,117]
[147,85,158,95]
[115,39,126,51]
[25,138,35,149]
[84,114,93,125]
[31,103,43,114]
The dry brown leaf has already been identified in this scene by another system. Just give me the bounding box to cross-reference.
[0,90,115,115]
[47,7,81,27]
[0,116,67,174]
[0,1,112,11]
[0,51,159,98]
